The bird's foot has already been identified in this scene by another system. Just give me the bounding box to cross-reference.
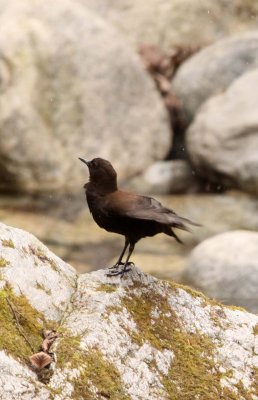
[106,266,131,277]
[108,261,135,270]
[106,262,134,277]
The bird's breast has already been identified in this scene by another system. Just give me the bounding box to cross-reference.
[86,191,110,229]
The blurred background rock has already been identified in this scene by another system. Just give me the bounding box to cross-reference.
[0,0,258,312]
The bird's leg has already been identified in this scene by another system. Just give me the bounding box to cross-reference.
[109,238,129,270]
[120,243,135,276]
[107,243,135,277]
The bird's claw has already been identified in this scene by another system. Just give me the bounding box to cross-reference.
[108,261,135,270]
[106,263,133,277]
[106,267,131,277]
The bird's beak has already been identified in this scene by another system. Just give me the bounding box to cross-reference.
[78,157,89,167]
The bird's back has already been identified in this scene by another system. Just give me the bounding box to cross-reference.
[86,187,195,243]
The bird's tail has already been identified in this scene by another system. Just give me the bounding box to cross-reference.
[164,215,200,243]
[167,214,200,231]
[164,227,184,244]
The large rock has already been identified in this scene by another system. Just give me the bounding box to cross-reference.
[186,69,258,193]
[79,0,258,51]
[0,222,77,320]
[0,0,170,193]
[0,222,258,399]
[183,230,258,313]
[172,32,258,123]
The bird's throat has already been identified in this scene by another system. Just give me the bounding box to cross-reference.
[86,180,117,196]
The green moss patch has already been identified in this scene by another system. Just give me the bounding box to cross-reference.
[0,257,9,267]
[122,288,172,351]
[251,368,258,396]
[29,246,46,260]
[96,283,117,293]
[169,281,247,312]
[121,283,255,400]
[56,334,129,399]
[35,282,52,296]
[1,239,15,248]
[168,280,208,301]
[28,245,60,273]
[224,304,247,312]
[0,285,55,365]
[235,381,256,400]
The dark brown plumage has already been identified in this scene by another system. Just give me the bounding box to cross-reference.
[79,157,198,276]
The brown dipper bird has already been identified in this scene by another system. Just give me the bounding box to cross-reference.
[79,157,198,276]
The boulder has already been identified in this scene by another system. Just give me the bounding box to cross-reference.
[128,159,198,194]
[0,222,258,399]
[79,0,258,51]
[0,222,77,320]
[186,69,258,193]
[172,32,258,123]
[184,230,258,313]
[0,0,170,194]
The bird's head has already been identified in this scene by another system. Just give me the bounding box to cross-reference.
[79,157,118,193]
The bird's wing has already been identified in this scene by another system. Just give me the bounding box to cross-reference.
[105,191,197,229]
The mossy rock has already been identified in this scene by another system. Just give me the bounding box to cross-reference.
[0,221,257,400]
